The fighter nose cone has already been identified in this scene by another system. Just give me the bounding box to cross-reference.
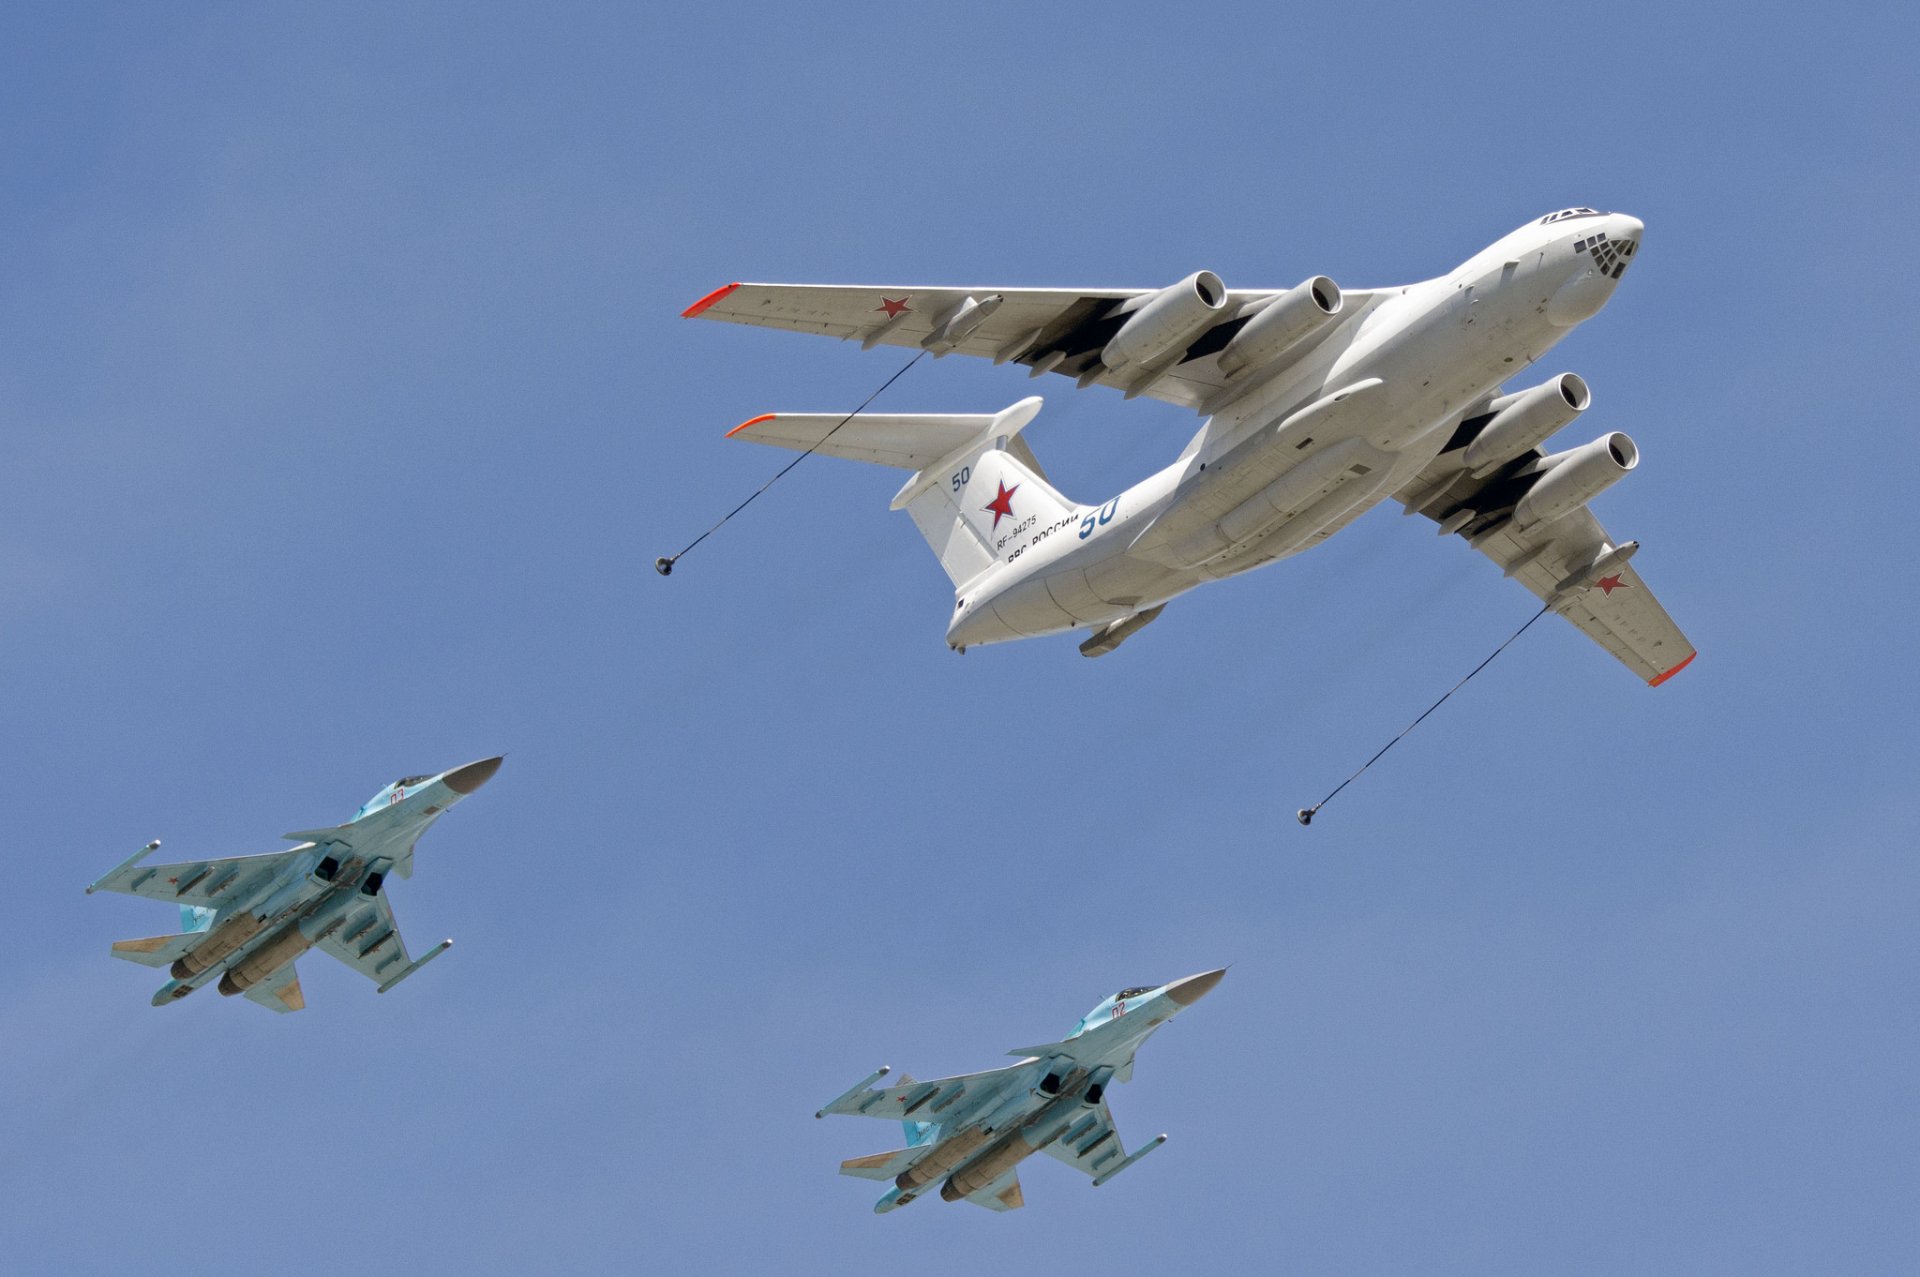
[1163,968,1227,1006]
[442,756,504,794]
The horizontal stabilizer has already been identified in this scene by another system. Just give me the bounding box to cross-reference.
[242,963,305,1013]
[110,932,205,969]
[727,397,1043,473]
[838,1145,932,1182]
[962,1169,1025,1212]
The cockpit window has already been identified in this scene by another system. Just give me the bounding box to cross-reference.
[1114,986,1156,1000]
[1541,207,1603,224]
[1573,230,1635,279]
[394,775,432,788]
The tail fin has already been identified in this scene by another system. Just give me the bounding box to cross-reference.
[728,396,1080,589]
[892,1074,940,1147]
[886,400,1082,588]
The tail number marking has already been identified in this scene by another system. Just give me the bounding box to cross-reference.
[950,465,971,492]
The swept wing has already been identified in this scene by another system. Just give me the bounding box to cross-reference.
[87,848,305,911]
[686,282,1389,414]
[817,1063,1027,1124]
[1039,1098,1129,1181]
[1400,445,1695,685]
[313,887,415,988]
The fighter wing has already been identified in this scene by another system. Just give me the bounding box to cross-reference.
[817,1063,1030,1124]
[1039,1098,1129,1180]
[313,887,414,987]
[1400,454,1695,686]
[685,282,1391,414]
[87,848,306,911]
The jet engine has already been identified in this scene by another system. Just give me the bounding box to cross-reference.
[1512,432,1638,530]
[217,926,314,995]
[1462,373,1591,477]
[894,1126,991,1192]
[170,912,264,979]
[942,1137,1032,1200]
[1100,272,1227,374]
[1082,1066,1115,1107]
[1216,276,1342,376]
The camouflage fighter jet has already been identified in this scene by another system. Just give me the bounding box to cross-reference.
[818,969,1224,1213]
[86,757,502,1013]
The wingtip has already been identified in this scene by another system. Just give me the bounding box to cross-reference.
[1648,651,1696,687]
[726,413,776,439]
[682,282,741,319]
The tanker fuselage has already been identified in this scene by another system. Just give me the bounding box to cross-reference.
[946,211,1644,649]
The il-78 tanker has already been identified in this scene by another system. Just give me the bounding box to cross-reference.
[688,208,1694,682]
[87,757,501,1013]
[818,969,1223,1213]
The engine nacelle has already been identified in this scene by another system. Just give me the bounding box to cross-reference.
[895,1126,990,1192]
[170,912,265,979]
[217,925,314,995]
[941,1136,1034,1201]
[1512,432,1638,530]
[1216,276,1341,376]
[1463,373,1591,477]
[1082,1065,1115,1107]
[1100,271,1227,374]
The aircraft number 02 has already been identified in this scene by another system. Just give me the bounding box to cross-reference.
[1079,499,1119,539]
[950,466,971,492]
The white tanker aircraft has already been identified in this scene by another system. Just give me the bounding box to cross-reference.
[685,208,1694,684]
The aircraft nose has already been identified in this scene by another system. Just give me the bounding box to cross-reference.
[442,756,504,794]
[1163,968,1227,1006]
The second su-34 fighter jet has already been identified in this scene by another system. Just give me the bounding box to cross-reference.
[689,209,1694,683]
[817,969,1224,1213]
[86,757,502,1013]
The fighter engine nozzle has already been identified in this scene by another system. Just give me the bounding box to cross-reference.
[1163,968,1226,1006]
[442,756,504,795]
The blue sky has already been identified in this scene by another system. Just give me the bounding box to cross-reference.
[3,3,1915,1272]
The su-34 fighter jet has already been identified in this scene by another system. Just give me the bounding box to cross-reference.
[86,757,502,1013]
[689,209,1694,682]
[817,969,1224,1214]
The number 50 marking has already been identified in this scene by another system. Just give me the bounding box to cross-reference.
[950,465,971,492]
[1078,498,1119,539]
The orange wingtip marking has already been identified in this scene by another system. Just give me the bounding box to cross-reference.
[682,282,741,318]
[726,413,776,438]
[1648,652,1696,687]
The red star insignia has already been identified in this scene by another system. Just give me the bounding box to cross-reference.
[1596,574,1628,595]
[983,480,1018,529]
[876,296,911,319]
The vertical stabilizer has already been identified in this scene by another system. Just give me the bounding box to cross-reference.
[892,402,1082,588]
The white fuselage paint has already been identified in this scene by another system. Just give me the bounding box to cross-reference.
[945,212,1644,649]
